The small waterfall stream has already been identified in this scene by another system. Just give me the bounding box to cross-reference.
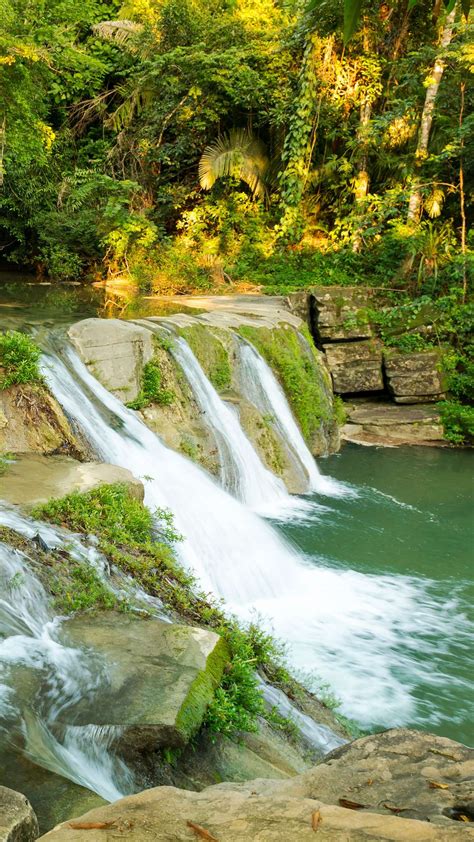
[38,343,468,733]
[237,339,348,497]
[0,535,134,801]
[170,336,310,518]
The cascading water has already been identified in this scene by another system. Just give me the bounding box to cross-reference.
[40,343,471,732]
[0,536,134,801]
[169,335,310,518]
[237,339,350,498]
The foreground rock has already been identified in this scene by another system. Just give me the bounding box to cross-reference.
[39,729,473,840]
[384,348,447,403]
[68,319,154,403]
[0,786,38,841]
[342,400,445,446]
[60,613,229,752]
[0,454,144,507]
[0,384,80,457]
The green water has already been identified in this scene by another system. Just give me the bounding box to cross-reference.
[277,444,473,745]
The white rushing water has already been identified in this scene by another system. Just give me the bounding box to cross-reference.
[171,336,310,518]
[39,345,469,730]
[237,339,350,498]
[0,537,134,800]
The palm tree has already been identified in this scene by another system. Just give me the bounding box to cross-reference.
[198,129,269,199]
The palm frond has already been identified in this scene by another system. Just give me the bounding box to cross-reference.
[199,129,269,198]
[92,20,143,47]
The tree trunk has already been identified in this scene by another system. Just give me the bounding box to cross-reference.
[407,6,456,221]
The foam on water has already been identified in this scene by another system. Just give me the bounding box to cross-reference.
[40,345,471,732]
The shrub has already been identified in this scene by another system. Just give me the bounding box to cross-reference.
[127,360,174,410]
[0,331,42,389]
[438,401,474,445]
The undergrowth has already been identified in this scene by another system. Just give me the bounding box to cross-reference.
[0,331,42,389]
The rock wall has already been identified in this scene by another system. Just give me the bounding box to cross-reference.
[0,383,82,458]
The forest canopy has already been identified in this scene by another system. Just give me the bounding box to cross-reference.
[0,0,472,295]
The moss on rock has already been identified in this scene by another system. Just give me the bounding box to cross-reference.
[179,324,232,393]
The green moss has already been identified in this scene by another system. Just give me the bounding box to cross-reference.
[238,325,333,444]
[0,331,42,389]
[176,636,230,740]
[127,358,174,410]
[179,325,232,392]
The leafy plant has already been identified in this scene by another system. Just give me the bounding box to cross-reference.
[199,130,269,199]
[0,331,42,389]
[127,360,174,410]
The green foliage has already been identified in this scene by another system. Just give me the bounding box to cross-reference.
[52,563,119,614]
[0,331,42,389]
[127,360,174,410]
[438,400,474,445]
[0,452,14,475]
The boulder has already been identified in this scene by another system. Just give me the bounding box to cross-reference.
[0,384,80,457]
[59,613,229,753]
[323,340,384,394]
[38,729,474,840]
[341,400,444,446]
[0,786,38,842]
[0,454,144,508]
[384,349,447,403]
[68,319,154,403]
[288,287,379,342]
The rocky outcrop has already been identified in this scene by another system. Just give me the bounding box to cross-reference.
[341,400,444,446]
[0,454,144,508]
[323,339,384,394]
[39,729,474,841]
[0,786,38,842]
[59,613,229,753]
[68,319,154,403]
[0,384,80,457]
[288,286,381,342]
[384,348,447,404]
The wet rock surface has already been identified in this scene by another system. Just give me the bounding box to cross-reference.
[0,455,144,508]
[0,785,38,842]
[68,319,153,403]
[38,729,474,840]
[59,613,229,752]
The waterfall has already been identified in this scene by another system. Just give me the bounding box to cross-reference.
[39,344,468,731]
[170,336,311,518]
[237,339,349,497]
[0,537,134,801]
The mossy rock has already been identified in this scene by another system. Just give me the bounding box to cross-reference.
[59,613,230,754]
[178,324,232,393]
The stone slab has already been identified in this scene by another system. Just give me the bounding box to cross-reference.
[59,613,229,752]
[323,340,384,393]
[0,454,144,508]
[384,349,447,400]
[68,319,154,402]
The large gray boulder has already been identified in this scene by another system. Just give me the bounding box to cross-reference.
[0,384,80,457]
[0,786,38,841]
[68,319,153,403]
[59,613,229,753]
[38,729,474,840]
[0,454,144,508]
[324,339,384,394]
[288,286,378,342]
[384,348,447,403]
